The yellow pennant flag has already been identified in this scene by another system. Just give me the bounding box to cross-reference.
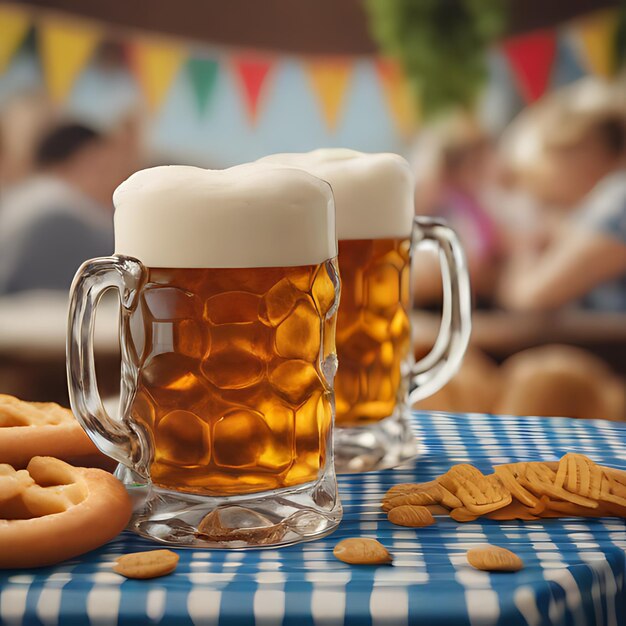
[377,60,419,136]
[306,59,352,131]
[131,39,186,112]
[574,9,619,78]
[0,4,31,73]
[39,17,101,103]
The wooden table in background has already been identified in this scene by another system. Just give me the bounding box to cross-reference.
[413,309,626,373]
[0,291,120,405]
[1,293,625,407]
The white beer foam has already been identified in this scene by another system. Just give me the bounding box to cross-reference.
[113,163,337,268]
[260,149,414,240]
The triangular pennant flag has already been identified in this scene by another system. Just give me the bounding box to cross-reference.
[130,39,186,112]
[574,9,619,78]
[551,34,587,88]
[503,30,557,102]
[0,5,31,72]
[187,57,219,115]
[376,59,418,136]
[39,17,101,103]
[232,57,274,124]
[305,59,352,131]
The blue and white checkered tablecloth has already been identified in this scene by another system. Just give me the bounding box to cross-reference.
[3,412,626,626]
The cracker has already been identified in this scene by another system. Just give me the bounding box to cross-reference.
[388,505,435,527]
[114,550,179,579]
[467,545,524,572]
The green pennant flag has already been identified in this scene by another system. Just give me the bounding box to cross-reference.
[187,57,218,114]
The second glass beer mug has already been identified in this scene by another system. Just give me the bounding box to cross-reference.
[262,150,472,472]
[67,164,342,548]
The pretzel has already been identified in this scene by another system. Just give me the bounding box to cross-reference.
[0,457,132,568]
[0,395,107,469]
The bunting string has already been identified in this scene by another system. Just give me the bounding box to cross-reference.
[0,5,622,134]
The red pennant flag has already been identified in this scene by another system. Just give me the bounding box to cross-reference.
[376,59,419,135]
[233,56,274,124]
[503,30,557,102]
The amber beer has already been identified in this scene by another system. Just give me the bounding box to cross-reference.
[335,238,411,425]
[126,262,338,495]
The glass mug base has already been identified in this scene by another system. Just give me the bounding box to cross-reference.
[334,407,419,473]
[116,466,342,549]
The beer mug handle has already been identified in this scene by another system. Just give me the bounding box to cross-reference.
[409,217,472,404]
[67,255,148,473]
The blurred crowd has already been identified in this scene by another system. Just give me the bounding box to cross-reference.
[1,78,625,308]
[0,92,142,292]
[0,77,625,419]
[412,77,626,315]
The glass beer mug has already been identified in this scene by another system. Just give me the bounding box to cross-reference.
[261,150,472,472]
[67,164,342,547]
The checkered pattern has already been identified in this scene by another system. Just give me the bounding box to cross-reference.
[2,412,626,626]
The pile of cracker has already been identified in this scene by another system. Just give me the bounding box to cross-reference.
[383,453,626,525]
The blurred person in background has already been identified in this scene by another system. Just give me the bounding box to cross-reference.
[0,91,54,196]
[412,114,505,308]
[0,117,141,294]
[498,82,626,312]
